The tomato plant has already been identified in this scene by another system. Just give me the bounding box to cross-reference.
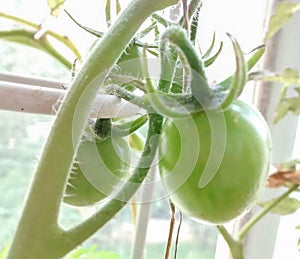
[5,0,297,258]
[159,99,272,224]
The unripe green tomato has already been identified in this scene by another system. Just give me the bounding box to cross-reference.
[159,100,272,224]
[63,137,130,207]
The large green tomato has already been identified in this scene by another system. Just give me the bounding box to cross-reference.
[63,137,130,207]
[159,100,272,224]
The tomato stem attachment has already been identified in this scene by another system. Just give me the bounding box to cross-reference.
[237,184,299,240]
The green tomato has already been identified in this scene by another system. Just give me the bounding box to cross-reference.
[159,100,272,224]
[63,136,130,207]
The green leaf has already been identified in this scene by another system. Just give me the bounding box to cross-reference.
[279,159,300,171]
[105,0,111,27]
[47,0,65,16]
[0,29,72,68]
[190,2,202,44]
[64,10,103,37]
[116,0,121,14]
[249,67,300,122]
[151,13,174,27]
[258,196,300,215]
[252,68,300,84]
[274,90,300,123]
[265,2,300,42]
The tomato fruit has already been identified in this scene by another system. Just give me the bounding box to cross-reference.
[159,100,271,224]
[63,136,130,207]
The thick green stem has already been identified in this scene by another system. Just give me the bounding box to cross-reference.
[6,1,177,259]
[237,184,299,240]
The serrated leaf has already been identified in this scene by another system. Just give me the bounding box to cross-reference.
[274,89,300,123]
[265,2,300,42]
[258,196,300,215]
[48,0,65,17]
[264,68,299,84]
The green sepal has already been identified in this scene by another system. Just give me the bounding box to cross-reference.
[204,41,223,67]
[112,115,148,137]
[219,33,247,108]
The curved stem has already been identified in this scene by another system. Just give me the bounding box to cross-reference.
[159,26,213,106]
[6,1,177,258]
[160,26,207,82]
[238,184,299,240]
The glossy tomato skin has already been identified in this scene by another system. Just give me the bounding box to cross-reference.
[159,100,272,224]
[64,137,130,207]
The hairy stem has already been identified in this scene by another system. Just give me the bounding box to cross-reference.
[6,0,178,258]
